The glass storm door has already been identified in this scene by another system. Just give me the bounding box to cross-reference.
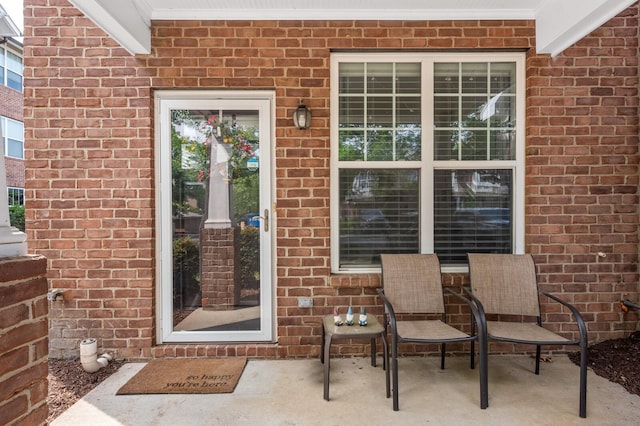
[156,91,274,343]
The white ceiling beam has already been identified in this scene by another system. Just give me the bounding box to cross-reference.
[535,0,636,57]
[68,0,151,55]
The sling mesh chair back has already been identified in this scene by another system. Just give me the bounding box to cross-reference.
[378,253,487,411]
[467,253,588,418]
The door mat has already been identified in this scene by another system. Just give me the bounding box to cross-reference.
[116,358,247,395]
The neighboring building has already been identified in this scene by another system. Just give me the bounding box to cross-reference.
[0,36,24,207]
[23,1,639,359]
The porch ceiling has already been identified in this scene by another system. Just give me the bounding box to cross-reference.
[68,0,636,56]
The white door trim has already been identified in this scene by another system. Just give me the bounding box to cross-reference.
[154,90,276,343]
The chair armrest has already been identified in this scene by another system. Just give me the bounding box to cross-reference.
[461,287,487,319]
[445,287,485,335]
[377,288,398,331]
[542,292,588,344]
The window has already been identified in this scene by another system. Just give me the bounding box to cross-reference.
[1,116,24,159]
[7,187,24,206]
[331,53,525,271]
[0,46,23,92]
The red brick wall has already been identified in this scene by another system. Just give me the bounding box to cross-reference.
[526,7,640,343]
[24,0,639,359]
[5,157,25,188]
[0,255,49,426]
[0,83,23,121]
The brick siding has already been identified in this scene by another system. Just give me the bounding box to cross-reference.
[0,255,48,426]
[24,0,639,359]
[0,84,23,121]
[1,78,25,190]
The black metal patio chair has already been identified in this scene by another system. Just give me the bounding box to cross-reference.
[378,253,487,411]
[466,253,588,418]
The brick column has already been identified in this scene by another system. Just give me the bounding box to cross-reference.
[0,255,48,426]
[200,227,240,310]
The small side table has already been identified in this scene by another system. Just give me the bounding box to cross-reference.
[320,314,387,401]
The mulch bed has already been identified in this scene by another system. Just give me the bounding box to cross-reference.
[47,358,124,423]
[568,331,640,396]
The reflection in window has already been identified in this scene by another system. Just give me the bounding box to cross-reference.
[338,62,421,162]
[434,170,512,265]
[339,169,419,269]
[434,62,516,161]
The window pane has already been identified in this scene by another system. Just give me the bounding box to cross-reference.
[8,71,21,91]
[461,63,487,93]
[434,169,512,266]
[7,188,24,205]
[490,129,515,160]
[339,97,364,127]
[367,96,393,127]
[7,139,23,158]
[7,51,22,73]
[366,130,393,161]
[434,129,457,160]
[461,96,488,123]
[339,169,419,268]
[434,96,458,127]
[489,94,514,126]
[367,63,393,93]
[339,130,365,161]
[396,128,421,161]
[460,129,487,161]
[490,62,516,94]
[339,63,364,93]
[396,63,421,94]
[5,119,23,141]
[434,63,459,93]
[396,97,420,126]
[434,61,517,161]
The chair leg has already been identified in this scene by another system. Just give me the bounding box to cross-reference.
[384,336,390,398]
[440,342,446,369]
[320,322,325,364]
[470,344,475,369]
[579,341,588,418]
[479,333,488,409]
[392,337,399,411]
[382,330,389,371]
[370,337,376,367]
[534,345,541,375]
[323,334,332,401]
[470,321,476,369]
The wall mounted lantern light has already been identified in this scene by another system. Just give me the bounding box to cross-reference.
[293,103,311,130]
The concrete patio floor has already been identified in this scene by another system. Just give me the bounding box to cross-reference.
[51,355,639,426]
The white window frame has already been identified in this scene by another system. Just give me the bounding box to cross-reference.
[1,116,24,159]
[330,52,526,273]
[0,45,23,92]
[7,187,24,206]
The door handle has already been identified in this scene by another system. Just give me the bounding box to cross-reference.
[258,209,269,232]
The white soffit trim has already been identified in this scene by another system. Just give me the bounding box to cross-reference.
[68,0,151,55]
[536,0,637,57]
[67,0,635,57]
[150,8,535,21]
